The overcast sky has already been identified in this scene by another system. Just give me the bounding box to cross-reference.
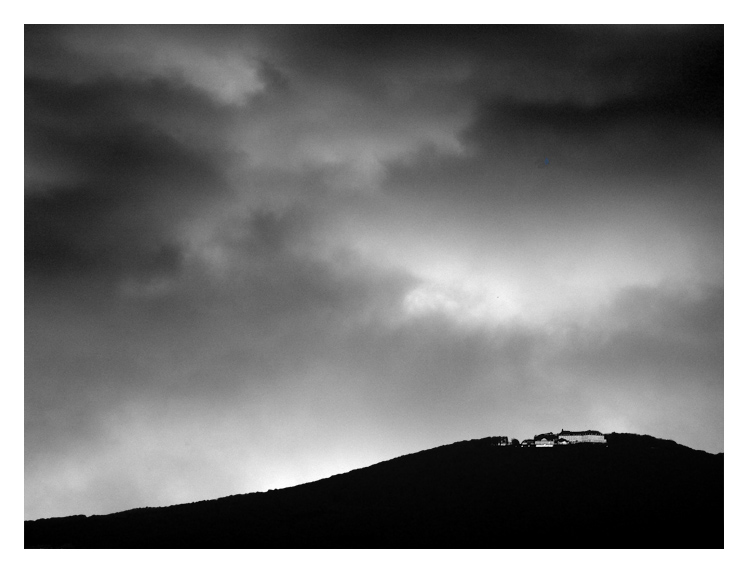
[25,25,723,520]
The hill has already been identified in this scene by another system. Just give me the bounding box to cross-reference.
[24,433,723,548]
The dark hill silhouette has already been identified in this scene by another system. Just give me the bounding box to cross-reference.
[24,433,723,548]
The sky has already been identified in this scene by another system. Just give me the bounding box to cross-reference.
[25,25,723,520]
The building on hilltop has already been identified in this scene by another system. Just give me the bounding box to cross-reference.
[515,431,606,447]
[558,429,607,444]
[534,432,556,447]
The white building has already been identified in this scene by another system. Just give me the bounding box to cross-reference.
[558,429,607,444]
[534,433,557,447]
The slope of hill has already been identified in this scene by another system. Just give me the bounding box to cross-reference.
[24,433,723,548]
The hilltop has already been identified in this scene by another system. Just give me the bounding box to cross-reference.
[24,432,723,548]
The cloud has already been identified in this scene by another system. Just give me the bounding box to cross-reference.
[27,26,266,105]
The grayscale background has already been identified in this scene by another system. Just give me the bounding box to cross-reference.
[25,25,723,520]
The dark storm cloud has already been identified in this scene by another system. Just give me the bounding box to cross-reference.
[25,25,723,520]
[384,25,722,206]
[268,25,722,112]
[24,73,242,286]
